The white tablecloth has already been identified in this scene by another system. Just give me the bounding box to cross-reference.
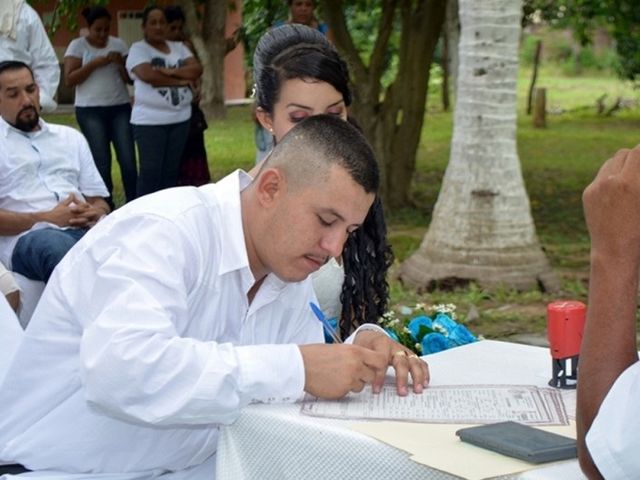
[216,340,585,480]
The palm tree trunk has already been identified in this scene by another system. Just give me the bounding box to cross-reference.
[400,0,558,291]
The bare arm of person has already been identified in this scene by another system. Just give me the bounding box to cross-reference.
[64,55,111,87]
[0,194,78,235]
[577,146,640,479]
[131,63,192,88]
[153,57,202,81]
[5,290,20,312]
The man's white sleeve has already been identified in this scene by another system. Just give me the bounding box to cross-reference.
[75,213,310,427]
[24,4,59,112]
[73,129,109,197]
[586,360,640,478]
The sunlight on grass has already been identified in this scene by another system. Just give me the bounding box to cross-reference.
[517,66,640,114]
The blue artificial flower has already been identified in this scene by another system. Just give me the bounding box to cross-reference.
[433,312,457,333]
[448,324,477,346]
[421,332,450,354]
[408,315,433,341]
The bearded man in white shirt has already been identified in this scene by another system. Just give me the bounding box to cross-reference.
[0,114,428,478]
[578,144,640,479]
[0,60,110,284]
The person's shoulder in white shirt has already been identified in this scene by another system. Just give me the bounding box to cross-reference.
[585,361,640,478]
[124,40,148,73]
[108,36,128,55]
[14,2,59,111]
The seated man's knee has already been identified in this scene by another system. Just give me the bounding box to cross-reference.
[12,228,84,282]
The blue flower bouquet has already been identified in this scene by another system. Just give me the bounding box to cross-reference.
[379,304,478,355]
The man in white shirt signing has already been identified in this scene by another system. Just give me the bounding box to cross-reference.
[577,144,640,478]
[0,114,428,478]
[0,60,109,284]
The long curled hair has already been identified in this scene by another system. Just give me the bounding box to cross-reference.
[340,196,394,336]
[253,24,394,336]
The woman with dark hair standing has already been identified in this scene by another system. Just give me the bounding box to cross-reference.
[125,6,202,196]
[64,6,137,207]
[252,24,393,339]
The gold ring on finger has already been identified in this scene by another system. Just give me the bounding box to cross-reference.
[408,354,419,359]
[393,350,408,358]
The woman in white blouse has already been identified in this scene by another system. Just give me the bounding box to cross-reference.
[64,6,137,207]
[125,6,202,197]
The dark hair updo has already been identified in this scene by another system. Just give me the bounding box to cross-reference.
[81,6,111,26]
[253,24,351,114]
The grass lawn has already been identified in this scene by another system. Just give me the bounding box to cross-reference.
[44,65,640,341]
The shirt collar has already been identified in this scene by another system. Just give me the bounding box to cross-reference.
[215,170,295,303]
[216,170,253,277]
[0,115,47,138]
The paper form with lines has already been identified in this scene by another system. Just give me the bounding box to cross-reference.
[301,384,569,426]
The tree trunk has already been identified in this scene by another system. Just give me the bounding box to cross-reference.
[441,29,450,112]
[179,0,228,120]
[201,0,228,119]
[445,0,460,102]
[323,0,447,209]
[526,39,542,115]
[400,0,558,292]
[533,87,546,128]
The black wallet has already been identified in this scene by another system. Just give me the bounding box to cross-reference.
[456,421,577,464]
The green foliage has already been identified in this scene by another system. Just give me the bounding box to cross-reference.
[387,229,423,263]
[426,63,443,100]
[523,0,640,82]
[463,283,492,305]
[559,45,619,76]
[340,2,402,88]
[30,0,108,34]
[521,30,620,76]
[536,35,574,64]
[520,35,543,66]
[240,0,288,72]
[241,1,403,88]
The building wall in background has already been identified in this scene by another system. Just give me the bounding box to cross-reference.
[31,0,246,103]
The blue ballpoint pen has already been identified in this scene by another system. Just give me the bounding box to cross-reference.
[309,302,342,344]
